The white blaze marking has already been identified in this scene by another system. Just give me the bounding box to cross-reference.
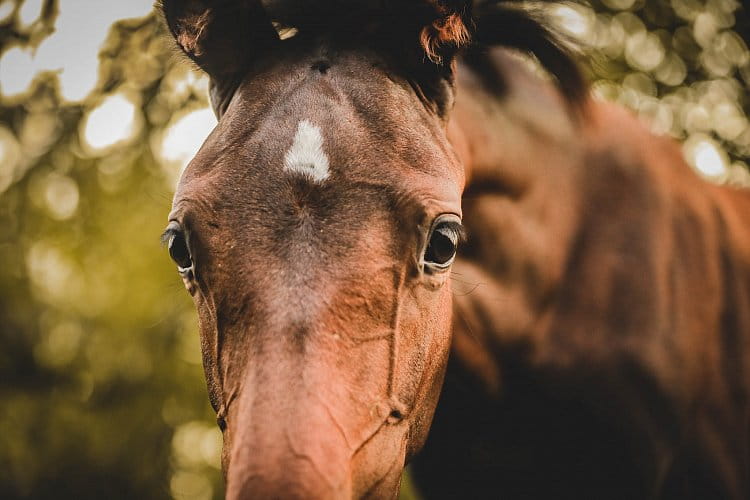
[284,120,330,182]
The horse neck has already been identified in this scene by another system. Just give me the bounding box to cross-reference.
[447,50,586,362]
[447,48,750,399]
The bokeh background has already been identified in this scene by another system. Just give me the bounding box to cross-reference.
[0,0,747,499]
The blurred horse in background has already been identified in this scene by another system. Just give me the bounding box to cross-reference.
[160,0,750,498]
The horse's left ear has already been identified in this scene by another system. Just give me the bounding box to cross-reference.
[419,0,472,65]
[160,0,279,79]
[160,0,280,117]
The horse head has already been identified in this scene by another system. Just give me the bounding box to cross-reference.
[161,1,473,497]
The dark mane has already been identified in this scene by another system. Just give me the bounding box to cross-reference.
[164,0,586,107]
[467,1,588,103]
[262,0,587,103]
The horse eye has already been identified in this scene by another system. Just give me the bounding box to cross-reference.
[168,231,193,270]
[424,219,462,269]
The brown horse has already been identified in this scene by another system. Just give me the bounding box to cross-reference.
[160,0,750,498]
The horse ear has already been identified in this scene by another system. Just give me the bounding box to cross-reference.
[419,0,472,65]
[160,0,279,78]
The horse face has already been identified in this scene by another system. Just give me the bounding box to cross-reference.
[162,1,468,497]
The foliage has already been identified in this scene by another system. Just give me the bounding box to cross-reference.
[554,0,750,183]
[0,1,747,499]
[0,3,223,499]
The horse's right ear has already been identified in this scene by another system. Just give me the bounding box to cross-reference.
[160,0,279,79]
[418,0,472,65]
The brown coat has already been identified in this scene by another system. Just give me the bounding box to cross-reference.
[412,48,750,499]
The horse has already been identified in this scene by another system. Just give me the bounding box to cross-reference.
[159,0,750,498]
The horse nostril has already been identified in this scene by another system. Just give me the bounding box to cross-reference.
[217,415,227,432]
[387,409,404,424]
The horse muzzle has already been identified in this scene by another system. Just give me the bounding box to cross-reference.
[223,353,409,499]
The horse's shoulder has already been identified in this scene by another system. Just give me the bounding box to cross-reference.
[581,100,750,242]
